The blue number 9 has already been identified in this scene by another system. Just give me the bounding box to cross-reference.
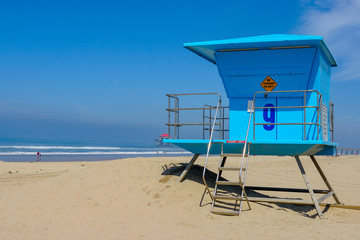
[263,103,275,131]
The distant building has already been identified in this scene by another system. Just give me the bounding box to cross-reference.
[155,133,171,147]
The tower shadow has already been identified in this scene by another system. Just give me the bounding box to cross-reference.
[161,162,329,218]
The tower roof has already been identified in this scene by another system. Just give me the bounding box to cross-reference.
[184,34,337,67]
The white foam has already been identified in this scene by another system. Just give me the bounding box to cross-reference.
[0,151,191,156]
[0,146,120,150]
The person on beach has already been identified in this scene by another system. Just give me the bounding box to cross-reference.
[36,152,41,162]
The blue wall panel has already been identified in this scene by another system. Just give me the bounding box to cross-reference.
[215,48,315,98]
[277,97,304,141]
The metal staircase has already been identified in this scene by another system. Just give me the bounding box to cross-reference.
[210,144,251,215]
[202,100,253,216]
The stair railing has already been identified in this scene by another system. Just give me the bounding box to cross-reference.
[202,100,221,200]
[240,100,253,179]
[237,100,253,210]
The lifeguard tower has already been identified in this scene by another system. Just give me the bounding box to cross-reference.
[164,34,343,218]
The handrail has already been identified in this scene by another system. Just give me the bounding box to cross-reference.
[240,103,253,179]
[252,90,323,141]
[166,92,221,98]
[202,100,221,200]
[253,89,322,97]
[166,93,228,140]
[238,100,253,211]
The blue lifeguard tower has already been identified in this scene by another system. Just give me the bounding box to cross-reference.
[164,34,342,217]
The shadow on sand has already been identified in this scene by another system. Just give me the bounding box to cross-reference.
[161,162,329,218]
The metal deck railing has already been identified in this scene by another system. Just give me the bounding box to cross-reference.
[166,93,229,139]
[166,90,335,142]
[252,90,333,141]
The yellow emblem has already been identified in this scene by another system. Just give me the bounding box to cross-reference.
[260,76,277,91]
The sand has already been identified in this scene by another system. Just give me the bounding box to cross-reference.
[1,155,360,240]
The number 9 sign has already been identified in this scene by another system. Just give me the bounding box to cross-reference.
[263,103,275,131]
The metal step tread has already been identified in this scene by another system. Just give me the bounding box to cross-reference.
[213,195,244,200]
[216,181,243,186]
[218,167,246,171]
[211,210,240,216]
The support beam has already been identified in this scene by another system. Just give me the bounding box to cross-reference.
[177,154,200,182]
[247,197,360,210]
[294,156,324,219]
[310,155,342,204]
[247,197,314,205]
[245,186,330,194]
[317,191,334,203]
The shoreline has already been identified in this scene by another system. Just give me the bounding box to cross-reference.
[0,153,192,162]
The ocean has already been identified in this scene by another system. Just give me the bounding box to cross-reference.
[0,139,191,162]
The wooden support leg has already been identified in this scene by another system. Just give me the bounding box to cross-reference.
[310,155,342,204]
[177,154,200,183]
[294,156,324,219]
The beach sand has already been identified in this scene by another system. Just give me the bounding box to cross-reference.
[1,155,360,239]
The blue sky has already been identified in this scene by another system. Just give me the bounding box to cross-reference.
[0,0,359,147]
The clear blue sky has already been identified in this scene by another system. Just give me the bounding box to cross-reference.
[0,0,359,147]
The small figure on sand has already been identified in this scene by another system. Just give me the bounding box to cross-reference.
[36,152,41,162]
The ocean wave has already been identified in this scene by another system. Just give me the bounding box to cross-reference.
[0,145,121,150]
[0,151,191,156]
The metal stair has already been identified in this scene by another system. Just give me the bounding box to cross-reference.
[202,99,253,216]
[210,151,251,215]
